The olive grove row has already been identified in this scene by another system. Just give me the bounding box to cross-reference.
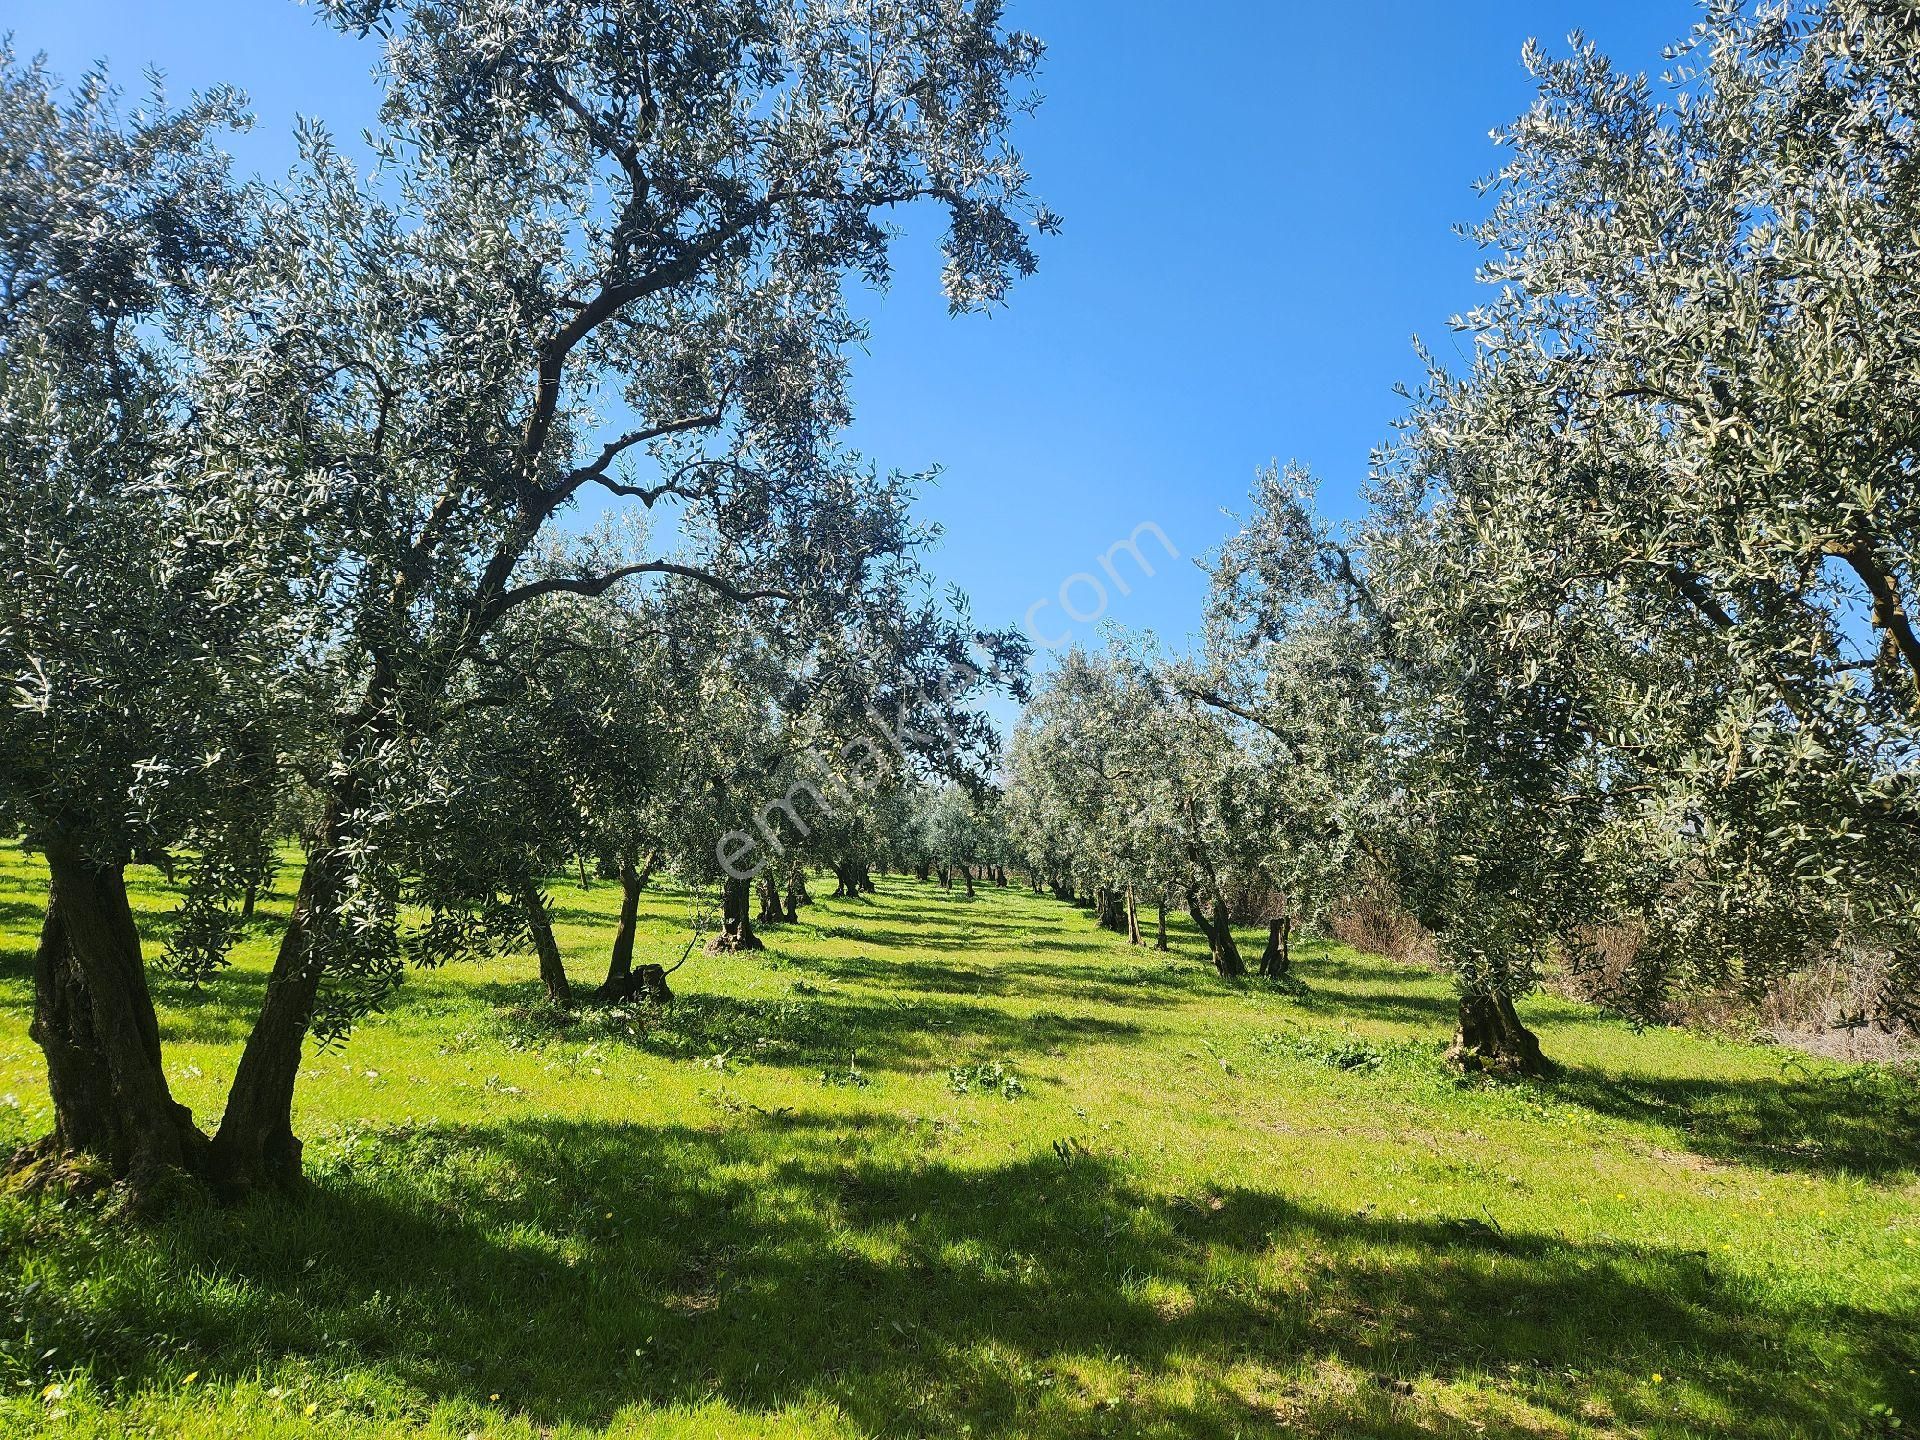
[0,0,1052,1198]
[4,0,1917,1207]
[988,1,1920,1072]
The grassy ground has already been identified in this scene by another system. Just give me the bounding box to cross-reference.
[0,840,1915,1438]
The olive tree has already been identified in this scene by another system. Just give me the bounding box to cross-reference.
[1187,467,1385,981]
[0,54,321,1188]
[1371,0,1920,1046]
[1007,648,1263,975]
[3,0,1052,1194]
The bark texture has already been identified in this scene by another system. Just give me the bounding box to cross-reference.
[757,872,786,924]
[518,879,573,1006]
[1258,914,1291,979]
[24,847,209,1191]
[209,845,337,1194]
[1185,894,1247,978]
[707,876,764,952]
[1447,992,1550,1076]
[599,850,655,997]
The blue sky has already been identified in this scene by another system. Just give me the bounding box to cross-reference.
[13,0,1692,661]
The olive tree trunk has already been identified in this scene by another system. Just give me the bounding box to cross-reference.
[517,879,572,1006]
[707,876,763,952]
[1258,913,1291,978]
[598,849,656,998]
[757,872,786,924]
[1447,991,1549,1076]
[1185,893,1247,978]
[209,832,346,1194]
[23,846,209,1191]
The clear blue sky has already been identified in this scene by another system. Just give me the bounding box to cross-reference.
[13,0,1692,659]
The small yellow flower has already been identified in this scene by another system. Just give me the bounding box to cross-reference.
[304,1402,319,1417]
[1652,1373,1665,1384]
[181,1371,199,1386]
[490,1392,501,1402]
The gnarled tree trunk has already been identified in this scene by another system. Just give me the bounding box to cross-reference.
[1258,913,1291,978]
[757,872,785,924]
[1447,991,1549,1076]
[598,849,656,998]
[627,963,673,1005]
[1185,893,1246,978]
[22,846,209,1192]
[1125,885,1141,946]
[1155,898,1169,951]
[707,876,763,952]
[210,838,340,1194]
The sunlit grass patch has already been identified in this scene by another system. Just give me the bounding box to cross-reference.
[0,839,1915,1437]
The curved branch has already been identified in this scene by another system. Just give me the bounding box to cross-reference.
[557,411,725,499]
[479,559,790,630]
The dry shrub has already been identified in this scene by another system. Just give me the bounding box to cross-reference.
[1327,878,1437,970]
[1549,922,1654,1013]
[1230,880,1290,925]
[1757,948,1917,1062]
[1332,877,1915,1062]
[1549,925,1916,1062]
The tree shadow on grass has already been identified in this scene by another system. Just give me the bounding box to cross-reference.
[0,904,37,1009]
[806,921,990,954]
[809,948,1024,994]
[469,981,1146,1076]
[13,1114,1911,1438]
[1547,1061,1920,1181]
[151,967,274,1046]
[809,948,1235,1018]
[1287,983,1460,1031]
[0,899,45,947]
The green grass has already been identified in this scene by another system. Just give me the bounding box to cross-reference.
[0,840,1916,1438]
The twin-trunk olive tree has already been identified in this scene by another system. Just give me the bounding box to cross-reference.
[4,0,1052,1195]
[0,51,313,1185]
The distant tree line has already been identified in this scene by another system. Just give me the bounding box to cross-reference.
[1000,0,1920,1074]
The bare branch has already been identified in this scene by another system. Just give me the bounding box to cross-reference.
[481,559,790,630]
[556,411,724,498]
